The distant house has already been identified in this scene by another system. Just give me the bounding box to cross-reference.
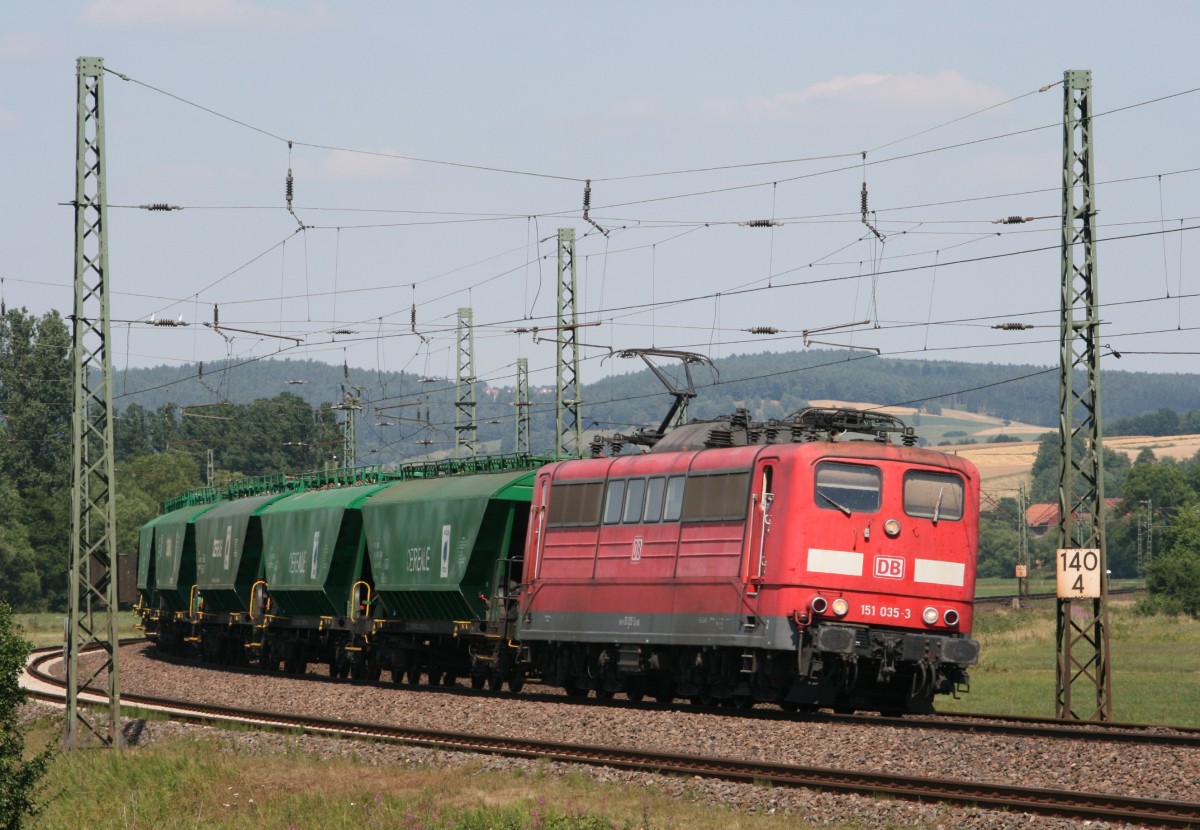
[1026,503,1059,536]
[1025,499,1123,536]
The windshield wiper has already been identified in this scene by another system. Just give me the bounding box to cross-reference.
[818,490,852,517]
[933,486,945,524]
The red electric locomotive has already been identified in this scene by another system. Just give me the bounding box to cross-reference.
[515,407,980,714]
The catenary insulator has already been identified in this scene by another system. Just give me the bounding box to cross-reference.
[742,219,779,228]
[142,203,180,211]
[993,216,1034,224]
[411,303,417,333]
[286,168,294,209]
[583,179,592,213]
[747,326,780,335]
[213,304,219,326]
[860,182,868,218]
[992,322,1034,330]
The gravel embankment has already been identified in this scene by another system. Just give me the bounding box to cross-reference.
[39,643,1200,829]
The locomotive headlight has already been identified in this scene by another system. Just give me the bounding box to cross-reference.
[831,598,850,617]
[884,518,901,538]
[922,606,939,625]
[943,609,960,627]
[811,596,829,615]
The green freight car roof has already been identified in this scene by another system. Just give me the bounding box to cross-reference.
[259,484,390,590]
[138,502,218,592]
[193,492,286,591]
[361,469,535,593]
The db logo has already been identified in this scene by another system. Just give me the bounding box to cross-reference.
[874,555,905,579]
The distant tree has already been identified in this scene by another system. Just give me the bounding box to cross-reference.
[1029,432,1131,504]
[976,512,1020,579]
[114,403,154,461]
[1143,503,1200,616]
[0,483,39,612]
[1120,463,1195,522]
[0,309,72,609]
[0,600,53,828]
[114,452,203,554]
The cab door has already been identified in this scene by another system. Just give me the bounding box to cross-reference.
[741,457,777,607]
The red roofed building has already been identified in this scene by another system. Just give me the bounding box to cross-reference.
[1025,499,1123,537]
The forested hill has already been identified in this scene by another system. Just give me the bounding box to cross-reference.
[113,349,1200,433]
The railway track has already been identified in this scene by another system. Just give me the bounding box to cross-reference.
[25,644,1200,828]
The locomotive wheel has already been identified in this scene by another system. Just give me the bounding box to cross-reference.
[654,693,675,704]
[507,672,525,694]
[779,701,799,713]
[405,667,422,685]
[441,673,457,687]
[626,689,644,702]
[471,674,486,690]
[595,688,615,701]
[566,686,590,698]
[487,674,503,692]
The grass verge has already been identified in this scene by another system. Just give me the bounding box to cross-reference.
[24,723,864,830]
[939,602,1200,725]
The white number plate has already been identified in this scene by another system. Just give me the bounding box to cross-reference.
[859,604,911,620]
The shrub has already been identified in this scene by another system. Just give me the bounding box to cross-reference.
[0,601,52,830]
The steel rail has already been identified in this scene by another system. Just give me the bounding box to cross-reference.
[24,646,1200,828]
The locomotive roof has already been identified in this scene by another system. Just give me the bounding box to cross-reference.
[545,438,979,480]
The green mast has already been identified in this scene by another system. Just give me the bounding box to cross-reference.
[67,56,123,748]
[1055,68,1112,722]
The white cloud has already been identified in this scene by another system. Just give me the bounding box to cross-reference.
[705,71,1007,121]
[79,0,334,30]
[610,95,659,118]
[0,32,58,61]
[312,148,414,181]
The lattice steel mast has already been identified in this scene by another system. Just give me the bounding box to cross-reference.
[1017,481,1030,607]
[555,229,582,457]
[455,307,477,458]
[332,392,360,468]
[67,55,123,749]
[1056,68,1112,721]
[514,357,530,454]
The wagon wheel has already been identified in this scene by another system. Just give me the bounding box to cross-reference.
[507,671,525,694]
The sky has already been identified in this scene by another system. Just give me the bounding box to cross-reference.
[5,2,1200,406]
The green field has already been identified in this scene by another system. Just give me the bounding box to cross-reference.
[940,602,1200,725]
[14,612,143,648]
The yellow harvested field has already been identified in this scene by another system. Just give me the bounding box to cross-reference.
[807,401,1200,490]
[935,433,1200,491]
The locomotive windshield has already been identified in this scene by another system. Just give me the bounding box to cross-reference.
[814,462,881,514]
[903,470,964,521]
